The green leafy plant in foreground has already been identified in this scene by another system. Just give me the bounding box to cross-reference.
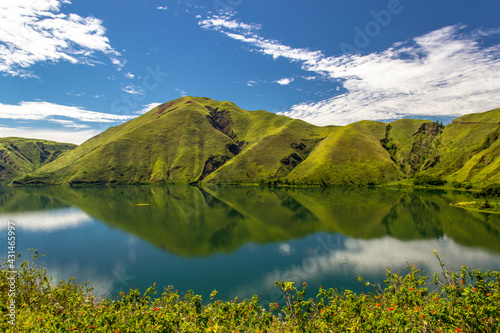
[1,250,499,332]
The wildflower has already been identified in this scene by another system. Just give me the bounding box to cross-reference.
[388,307,395,311]
[474,288,478,291]
[71,327,77,330]
[90,325,94,328]
[431,310,435,314]
[303,282,307,285]
[39,318,43,321]
[486,293,491,296]
[376,303,381,307]
[456,329,461,332]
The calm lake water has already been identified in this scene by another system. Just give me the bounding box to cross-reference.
[1,185,500,306]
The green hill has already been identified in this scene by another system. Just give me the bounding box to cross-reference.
[12,97,337,185]
[0,137,76,183]
[418,108,500,187]
[9,98,500,187]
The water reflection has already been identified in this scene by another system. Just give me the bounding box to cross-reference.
[1,185,499,302]
[5,185,498,255]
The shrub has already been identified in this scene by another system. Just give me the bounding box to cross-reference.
[1,250,499,332]
[413,174,446,186]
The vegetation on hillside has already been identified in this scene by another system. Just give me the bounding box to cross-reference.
[1,251,499,332]
[0,138,76,183]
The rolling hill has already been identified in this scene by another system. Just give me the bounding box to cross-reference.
[8,97,500,187]
[0,137,76,183]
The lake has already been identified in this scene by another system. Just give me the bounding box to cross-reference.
[1,185,500,306]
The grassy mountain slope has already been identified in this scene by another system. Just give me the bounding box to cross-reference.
[419,108,500,186]
[0,137,76,183]
[17,97,239,184]
[383,119,443,175]
[285,121,403,185]
[14,97,336,185]
[203,116,333,184]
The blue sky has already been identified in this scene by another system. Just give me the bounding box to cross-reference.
[1,0,499,144]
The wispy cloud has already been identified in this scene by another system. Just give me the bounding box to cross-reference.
[175,88,187,96]
[135,102,163,115]
[276,77,294,86]
[199,15,500,125]
[123,85,144,95]
[0,100,135,143]
[0,0,122,77]
[157,6,168,11]
[0,125,100,144]
[0,101,134,123]
[49,119,91,129]
[199,13,260,33]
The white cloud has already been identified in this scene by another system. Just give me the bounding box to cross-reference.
[246,80,257,87]
[199,16,500,125]
[49,119,91,129]
[124,72,135,79]
[276,77,294,86]
[0,0,122,77]
[199,13,260,33]
[123,85,144,95]
[157,6,168,11]
[0,101,134,123]
[175,88,187,96]
[135,102,163,114]
[111,57,126,70]
[0,125,101,144]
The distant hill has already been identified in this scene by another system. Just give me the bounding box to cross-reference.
[0,138,76,183]
[9,97,500,187]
